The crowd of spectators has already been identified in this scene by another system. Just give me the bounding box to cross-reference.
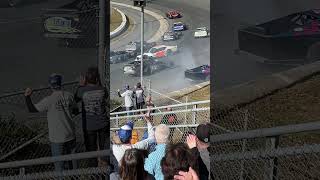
[110,114,211,180]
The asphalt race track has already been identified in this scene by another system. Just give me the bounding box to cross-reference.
[110,0,210,97]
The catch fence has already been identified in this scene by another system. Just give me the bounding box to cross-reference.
[110,100,210,143]
[210,120,320,180]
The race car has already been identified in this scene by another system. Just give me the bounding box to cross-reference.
[144,45,178,58]
[238,9,320,63]
[125,41,157,53]
[110,50,136,64]
[162,31,182,41]
[194,27,210,38]
[166,10,182,19]
[123,57,174,76]
[185,65,210,81]
[172,22,187,31]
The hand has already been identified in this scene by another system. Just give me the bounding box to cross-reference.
[24,88,33,96]
[117,89,120,92]
[186,134,197,149]
[174,167,199,180]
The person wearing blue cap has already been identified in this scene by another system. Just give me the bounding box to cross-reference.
[24,73,78,172]
[112,117,155,165]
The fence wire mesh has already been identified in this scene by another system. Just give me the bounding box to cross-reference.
[110,101,210,144]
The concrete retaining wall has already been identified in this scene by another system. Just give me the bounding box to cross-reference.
[110,8,128,39]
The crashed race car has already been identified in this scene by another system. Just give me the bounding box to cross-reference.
[123,57,174,76]
[194,27,210,38]
[162,31,182,41]
[185,65,210,81]
[144,45,178,58]
[238,9,320,63]
[125,41,156,53]
[166,10,182,19]
[110,50,136,64]
[42,0,99,48]
[172,22,187,31]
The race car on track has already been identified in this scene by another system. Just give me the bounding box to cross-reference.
[144,45,178,58]
[185,65,210,81]
[123,57,174,76]
[125,41,156,53]
[166,10,182,19]
[238,9,320,63]
[162,31,182,41]
[194,27,210,38]
[110,50,136,64]
[172,22,187,31]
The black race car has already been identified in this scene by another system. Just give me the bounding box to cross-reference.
[125,41,157,53]
[123,57,174,76]
[238,9,320,63]
[185,65,210,81]
[42,0,99,48]
[110,51,136,64]
[162,31,182,41]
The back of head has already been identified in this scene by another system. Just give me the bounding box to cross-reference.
[161,143,197,180]
[85,67,100,84]
[196,123,210,144]
[120,148,147,180]
[136,82,141,88]
[48,74,62,90]
[155,124,170,144]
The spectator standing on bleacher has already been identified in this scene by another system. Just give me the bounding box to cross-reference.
[135,82,145,110]
[24,74,78,172]
[74,67,108,167]
[144,124,170,180]
[118,84,135,115]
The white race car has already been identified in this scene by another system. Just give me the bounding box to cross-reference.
[194,27,210,38]
[145,45,178,58]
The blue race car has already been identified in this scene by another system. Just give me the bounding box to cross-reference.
[172,22,187,31]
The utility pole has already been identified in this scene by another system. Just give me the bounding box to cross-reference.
[134,0,146,87]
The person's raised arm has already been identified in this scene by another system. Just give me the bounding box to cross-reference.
[24,88,39,113]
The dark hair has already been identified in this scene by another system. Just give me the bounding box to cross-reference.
[161,143,198,180]
[119,148,150,180]
[85,67,101,85]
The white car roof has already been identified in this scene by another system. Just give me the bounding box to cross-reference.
[152,45,166,48]
[174,22,183,25]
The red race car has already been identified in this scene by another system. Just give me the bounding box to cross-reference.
[166,10,182,19]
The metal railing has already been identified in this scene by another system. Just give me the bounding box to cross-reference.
[110,100,210,144]
[0,150,110,179]
[210,121,320,180]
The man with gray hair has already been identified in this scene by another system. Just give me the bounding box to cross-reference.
[144,124,170,180]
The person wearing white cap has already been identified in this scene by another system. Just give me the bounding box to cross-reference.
[112,117,155,164]
[144,124,170,180]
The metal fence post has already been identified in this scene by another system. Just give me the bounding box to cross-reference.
[148,79,151,97]
[19,167,25,176]
[184,96,188,124]
[268,136,279,180]
[98,0,106,87]
[192,104,197,125]
[239,110,248,180]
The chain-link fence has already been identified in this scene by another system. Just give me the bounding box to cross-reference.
[210,120,320,180]
[0,82,80,162]
[110,100,210,144]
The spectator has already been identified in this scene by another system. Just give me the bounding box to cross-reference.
[144,124,170,180]
[161,107,177,141]
[135,82,145,110]
[111,148,155,180]
[112,116,154,164]
[160,143,198,180]
[74,67,108,167]
[24,74,78,172]
[118,84,135,115]
[145,96,155,120]
[186,134,209,180]
[195,123,211,178]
